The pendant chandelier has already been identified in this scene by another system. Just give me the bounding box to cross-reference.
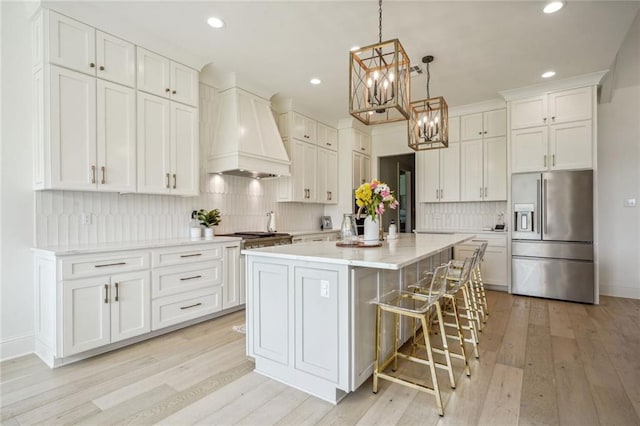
[408,55,449,151]
[349,0,411,125]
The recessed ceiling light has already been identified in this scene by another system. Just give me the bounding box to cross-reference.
[542,71,556,78]
[543,1,565,14]
[207,16,225,28]
[350,45,360,52]
[310,78,322,85]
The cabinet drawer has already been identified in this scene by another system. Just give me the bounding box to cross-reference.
[151,287,222,330]
[151,245,222,268]
[152,261,222,298]
[61,251,149,280]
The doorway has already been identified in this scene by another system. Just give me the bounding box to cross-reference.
[378,154,416,233]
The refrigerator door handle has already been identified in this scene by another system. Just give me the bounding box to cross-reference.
[536,178,541,233]
[543,178,548,235]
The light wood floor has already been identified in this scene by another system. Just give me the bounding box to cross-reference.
[2,291,640,425]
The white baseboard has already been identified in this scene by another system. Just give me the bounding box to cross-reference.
[599,284,640,300]
[1,333,34,361]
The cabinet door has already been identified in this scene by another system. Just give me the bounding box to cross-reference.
[49,66,97,190]
[96,31,135,87]
[223,243,241,309]
[511,127,548,173]
[360,132,372,155]
[288,139,307,201]
[97,80,136,192]
[549,120,592,171]
[549,87,592,124]
[110,271,151,343]
[292,113,311,141]
[352,152,362,189]
[171,102,199,196]
[48,11,96,75]
[460,139,483,201]
[294,266,340,382]
[316,148,329,203]
[460,113,483,141]
[351,267,378,389]
[137,92,171,193]
[481,247,507,287]
[63,276,110,356]
[317,123,338,151]
[511,95,547,129]
[170,62,198,107]
[304,116,317,145]
[417,150,439,202]
[137,47,171,99]
[449,116,461,143]
[439,142,460,202]
[326,150,338,204]
[483,136,507,200]
[361,154,371,184]
[483,109,506,138]
[303,142,317,201]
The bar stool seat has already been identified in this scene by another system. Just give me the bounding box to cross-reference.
[372,263,453,416]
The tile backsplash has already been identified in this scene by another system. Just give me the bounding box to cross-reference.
[417,201,508,230]
[35,175,323,247]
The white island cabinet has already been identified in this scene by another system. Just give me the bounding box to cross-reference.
[244,233,474,403]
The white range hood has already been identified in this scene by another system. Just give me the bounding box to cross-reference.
[208,87,290,178]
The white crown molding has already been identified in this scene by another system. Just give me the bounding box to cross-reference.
[499,70,609,101]
[448,98,506,117]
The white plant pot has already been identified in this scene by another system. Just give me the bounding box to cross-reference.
[190,227,202,239]
[363,215,379,244]
[204,228,214,239]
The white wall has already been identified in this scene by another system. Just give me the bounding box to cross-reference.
[1,2,36,359]
[597,11,640,298]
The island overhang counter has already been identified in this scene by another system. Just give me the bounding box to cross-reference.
[242,233,475,404]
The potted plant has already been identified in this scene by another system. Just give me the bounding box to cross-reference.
[197,209,221,238]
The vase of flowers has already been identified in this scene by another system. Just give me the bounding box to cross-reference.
[355,180,399,244]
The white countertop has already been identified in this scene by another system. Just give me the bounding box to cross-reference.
[286,229,340,236]
[414,228,507,235]
[32,236,242,256]
[242,233,475,270]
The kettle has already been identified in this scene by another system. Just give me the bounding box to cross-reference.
[267,211,277,232]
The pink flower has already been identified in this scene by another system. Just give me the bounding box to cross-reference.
[381,190,390,198]
[371,181,378,190]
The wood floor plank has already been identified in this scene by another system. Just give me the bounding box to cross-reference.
[273,396,334,426]
[36,400,101,425]
[518,324,559,426]
[573,332,640,425]
[529,299,550,327]
[316,377,388,426]
[477,363,523,426]
[235,385,310,425]
[548,302,575,339]
[496,302,529,368]
[435,351,499,426]
[355,382,418,426]
[159,372,269,425]
[551,336,600,426]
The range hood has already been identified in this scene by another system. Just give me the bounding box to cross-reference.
[208,87,290,178]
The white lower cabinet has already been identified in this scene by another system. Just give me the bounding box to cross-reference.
[454,234,507,289]
[63,270,150,356]
[34,239,241,367]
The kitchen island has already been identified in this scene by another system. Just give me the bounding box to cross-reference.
[243,233,474,403]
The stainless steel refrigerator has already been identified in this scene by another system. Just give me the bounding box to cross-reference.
[511,170,594,303]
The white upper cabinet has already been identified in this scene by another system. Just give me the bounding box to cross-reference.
[48,66,97,191]
[317,148,338,204]
[137,47,198,107]
[510,86,594,172]
[137,92,198,196]
[417,142,460,203]
[48,11,96,75]
[317,122,338,151]
[461,113,483,141]
[460,109,506,140]
[279,111,318,144]
[352,129,372,155]
[96,31,135,87]
[483,136,507,200]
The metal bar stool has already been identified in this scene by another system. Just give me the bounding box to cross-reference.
[372,263,453,416]
[472,242,490,322]
[411,255,475,377]
[445,249,481,359]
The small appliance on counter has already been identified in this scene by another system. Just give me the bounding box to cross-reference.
[321,216,333,230]
[267,211,277,232]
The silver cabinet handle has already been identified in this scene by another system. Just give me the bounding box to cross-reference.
[165,88,170,93]
[440,189,443,199]
[114,282,119,302]
[480,187,483,198]
[180,302,202,310]
[90,63,95,68]
[471,239,488,242]
[436,189,439,199]
[173,173,177,189]
[484,187,488,197]
[166,173,170,188]
[95,262,126,268]
[543,155,547,167]
[180,275,202,281]
[536,179,541,233]
[180,253,202,258]
[478,131,482,135]
[101,166,106,184]
[543,117,547,123]
[543,179,548,234]
[552,154,555,167]
[104,284,109,304]
[99,65,105,71]
[91,165,96,184]
[551,116,556,122]
[172,90,176,95]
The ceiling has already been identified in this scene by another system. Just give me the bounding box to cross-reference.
[47,1,640,125]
